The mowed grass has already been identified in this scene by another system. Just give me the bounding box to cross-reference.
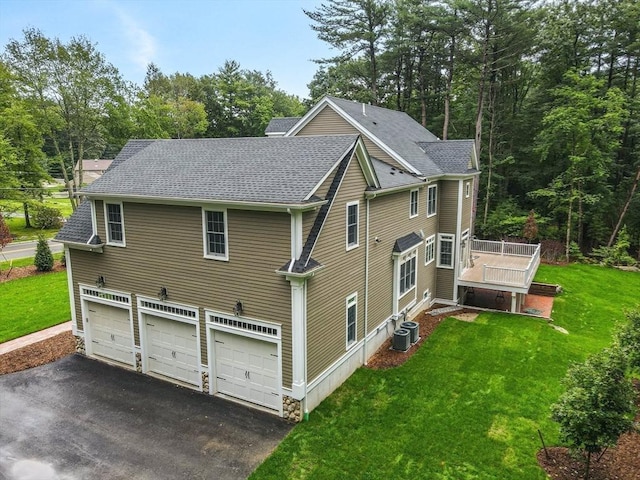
[251,264,640,480]
[0,271,70,343]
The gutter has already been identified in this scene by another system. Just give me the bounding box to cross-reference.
[81,193,328,213]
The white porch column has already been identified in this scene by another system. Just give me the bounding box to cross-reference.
[511,291,517,313]
[289,277,307,400]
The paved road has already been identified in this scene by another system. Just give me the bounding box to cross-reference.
[1,239,63,261]
[0,355,292,480]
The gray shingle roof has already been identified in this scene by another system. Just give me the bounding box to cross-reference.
[393,232,423,253]
[84,135,359,205]
[265,117,302,135]
[54,201,94,244]
[326,96,444,176]
[418,140,477,175]
[370,157,423,189]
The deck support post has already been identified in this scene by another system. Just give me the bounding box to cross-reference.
[511,291,517,313]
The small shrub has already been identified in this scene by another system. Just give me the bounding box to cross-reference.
[34,235,54,272]
[591,226,636,266]
[30,202,63,230]
[60,251,66,267]
[0,212,11,249]
[551,347,636,479]
[615,308,640,372]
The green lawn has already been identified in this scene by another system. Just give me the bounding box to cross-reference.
[0,271,70,343]
[250,264,640,480]
[1,192,73,241]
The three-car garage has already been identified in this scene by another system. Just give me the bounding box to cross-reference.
[80,286,282,415]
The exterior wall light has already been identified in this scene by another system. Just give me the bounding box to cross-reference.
[96,276,105,288]
[233,300,243,316]
[158,287,168,301]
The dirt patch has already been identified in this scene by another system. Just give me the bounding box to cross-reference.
[0,261,66,283]
[537,380,640,480]
[0,331,75,375]
[366,306,477,370]
[452,312,479,322]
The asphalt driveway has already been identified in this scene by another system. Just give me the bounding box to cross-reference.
[0,355,292,480]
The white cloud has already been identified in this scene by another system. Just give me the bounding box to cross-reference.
[105,1,157,70]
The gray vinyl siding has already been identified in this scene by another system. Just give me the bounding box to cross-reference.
[297,106,406,171]
[306,156,368,382]
[70,201,294,385]
[436,180,459,300]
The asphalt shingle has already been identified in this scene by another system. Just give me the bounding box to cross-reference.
[265,117,302,135]
[54,201,94,244]
[84,135,360,205]
[326,96,444,176]
[393,232,423,253]
[418,140,477,175]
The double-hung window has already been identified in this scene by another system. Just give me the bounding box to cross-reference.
[105,202,125,246]
[409,189,419,218]
[346,201,359,250]
[346,293,357,348]
[399,253,417,297]
[427,185,437,217]
[424,235,435,265]
[203,209,228,260]
[438,233,455,268]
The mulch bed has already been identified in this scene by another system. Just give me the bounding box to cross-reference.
[537,380,640,480]
[0,261,66,283]
[0,331,76,375]
[366,306,477,370]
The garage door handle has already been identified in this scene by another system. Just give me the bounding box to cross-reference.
[215,340,224,344]
[92,340,99,344]
[146,323,155,327]
[149,356,156,360]
[172,351,176,358]
[216,376,226,381]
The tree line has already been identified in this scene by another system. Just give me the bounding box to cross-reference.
[1,0,639,260]
[0,28,305,218]
[305,0,639,260]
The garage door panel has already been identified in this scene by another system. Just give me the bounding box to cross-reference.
[213,331,279,411]
[87,302,133,366]
[145,315,199,386]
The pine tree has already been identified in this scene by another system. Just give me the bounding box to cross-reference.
[34,234,53,272]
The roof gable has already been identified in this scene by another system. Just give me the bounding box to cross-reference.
[417,140,478,175]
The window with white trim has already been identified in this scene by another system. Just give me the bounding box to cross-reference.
[427,185,437,217]
[438,233,455,268]
[203,209,228,260]
[399,253,417,297]
[465,181,471,198]
[105,202,125,245]
[425,234,435,265]
[346,293,357,348]
[346,201,359,250]
[410,189,419,218]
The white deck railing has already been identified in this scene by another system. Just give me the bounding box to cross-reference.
[471,239,539,257]
[471,240,541,287]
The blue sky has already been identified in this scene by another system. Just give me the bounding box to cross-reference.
[0,0,333,98]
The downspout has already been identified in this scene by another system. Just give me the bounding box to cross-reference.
[454,180,464,302]
[303,280,309,421]
[363,197,370,365]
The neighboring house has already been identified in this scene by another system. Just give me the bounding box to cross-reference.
[74,159,114,185]
[55,95,538,421]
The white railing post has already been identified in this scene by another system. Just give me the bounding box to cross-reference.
[483,264,487,281]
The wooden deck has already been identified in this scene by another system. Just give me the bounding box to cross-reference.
[458,240,541,293]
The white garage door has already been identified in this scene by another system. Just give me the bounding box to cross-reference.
[214,331,279,410]
[144,315,200,386]
[87,302,133,366]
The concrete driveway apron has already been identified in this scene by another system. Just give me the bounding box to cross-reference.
[0,355,292,480]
